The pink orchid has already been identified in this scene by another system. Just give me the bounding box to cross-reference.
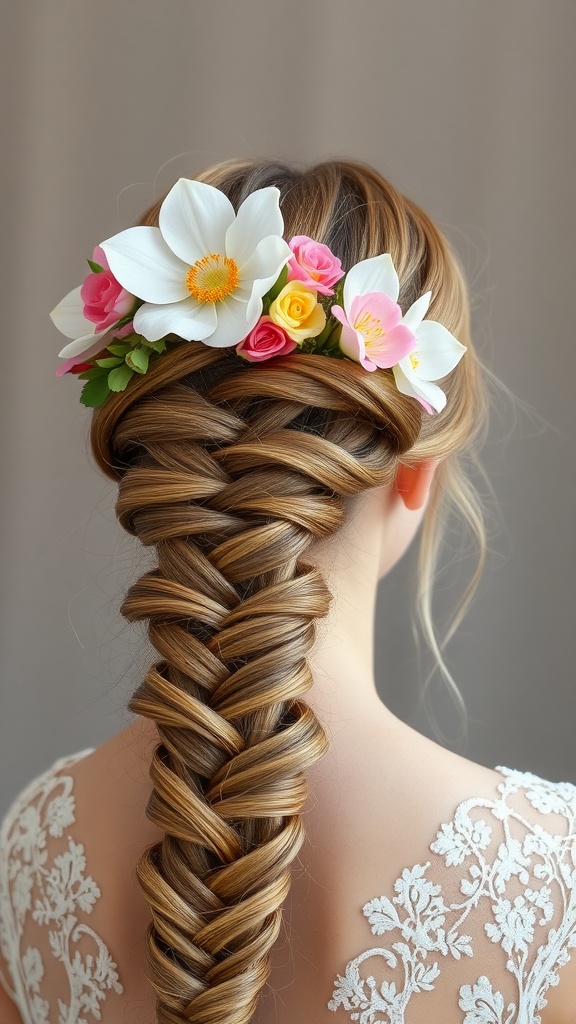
[332,290,415,371]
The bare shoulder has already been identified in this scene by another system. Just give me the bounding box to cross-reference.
[0,979,23,1024]
[59,716,163,999]
[0,719,161,1024]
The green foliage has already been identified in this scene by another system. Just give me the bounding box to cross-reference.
[95,356,124,369]
[106,342,132,357]
[77,366,108,381]
[108,364,135,392]
[141,337,167,354]
[125,346,150,374]
[80,375,111,407]
[261,265,288,313]
[86,259,105,274]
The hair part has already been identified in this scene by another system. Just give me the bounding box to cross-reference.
[90,158,487,1023]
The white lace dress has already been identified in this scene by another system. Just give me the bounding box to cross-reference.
[1,752,576,1024]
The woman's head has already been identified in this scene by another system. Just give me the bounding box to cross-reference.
[93,158,485,525]
[88,158,487,1024]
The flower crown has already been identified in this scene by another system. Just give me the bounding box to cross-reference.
[51,178,466,413]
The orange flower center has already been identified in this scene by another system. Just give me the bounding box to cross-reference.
[410,354,420,369]
[186,253,239,304]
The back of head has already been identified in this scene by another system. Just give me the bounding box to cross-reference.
[88,158,486,1023]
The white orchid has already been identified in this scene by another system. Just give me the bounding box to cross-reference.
[391,290,467,413]
[332,253,466,413]
[99,179,292,348]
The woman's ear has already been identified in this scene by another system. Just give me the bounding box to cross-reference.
[395,460,438,511]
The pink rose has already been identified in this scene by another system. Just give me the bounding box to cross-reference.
[236,317,296,362]
[80,245,135,331]
[287,236,344,296]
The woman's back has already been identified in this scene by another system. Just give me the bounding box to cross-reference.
[2,712,576,1023]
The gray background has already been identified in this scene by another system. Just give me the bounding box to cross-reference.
[1,0,575,816]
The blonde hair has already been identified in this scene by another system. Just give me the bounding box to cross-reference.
[90,158,487,1023]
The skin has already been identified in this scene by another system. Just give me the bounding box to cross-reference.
[303,459,436,729]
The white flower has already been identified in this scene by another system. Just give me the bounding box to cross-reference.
[50,288,111,363]
[100,178,292,347]
[392,290,467,413]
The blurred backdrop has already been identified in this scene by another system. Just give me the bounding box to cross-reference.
[1,0,575,815]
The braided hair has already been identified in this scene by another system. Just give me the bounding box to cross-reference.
[90,159,486,1023]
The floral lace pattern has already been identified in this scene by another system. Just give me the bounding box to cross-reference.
[0,752,123,1024]
[328,767,576,1023]
[2,758,576,1023]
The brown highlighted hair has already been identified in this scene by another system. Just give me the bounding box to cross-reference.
[90,159,487,1023]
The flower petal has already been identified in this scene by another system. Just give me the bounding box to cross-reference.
[56,342,108,376]
[159,178,235,265]
[134,297,217,342]
[412,320,467,379]
[393,359,445,413]
[225,187,284,267]
[402,291,432,334]
[200,295,256,348]
[101,227,189,304]
[343,254,399,310]
[335,311,370,366]
[58,328,108,359]
[241,235,293,323]
[366,324,417,368]
[50,286,93,339]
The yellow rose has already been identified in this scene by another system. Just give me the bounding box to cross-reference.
[268,282,326,342]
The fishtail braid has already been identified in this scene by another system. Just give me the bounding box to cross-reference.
[92,343,421,1023]
[89,157,486,1023]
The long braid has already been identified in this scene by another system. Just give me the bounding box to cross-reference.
[88,157,486,1022]
[95,344,420,1022]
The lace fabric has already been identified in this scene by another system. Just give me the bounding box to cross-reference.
[328,767,576,1023]
[0,751,123,1024]
[1,755,575,1023]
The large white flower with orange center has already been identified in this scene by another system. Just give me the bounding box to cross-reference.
[99,178,292,347]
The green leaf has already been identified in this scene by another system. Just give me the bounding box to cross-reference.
[113,331,140,347]
[261,265,289,313]
[141,337,167,353]
[80,375,111,407]
[108,364,135,392]
[332,278,345,307]
[77,366,109,381]
[95,356,124,368]
[87,259,105,274]
[313,316,336,348]
[106,342,131,357]
[125,346,150,374]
